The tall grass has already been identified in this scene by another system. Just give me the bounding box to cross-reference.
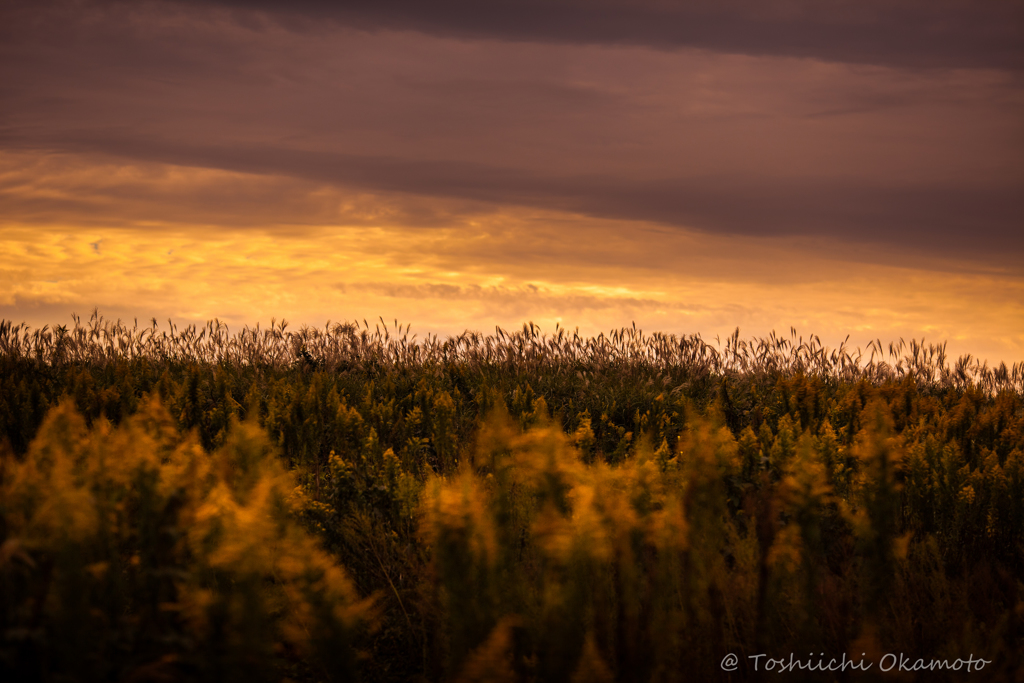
[2,313,1020,393]
[1,312,1022,681]
[0,397,372,682]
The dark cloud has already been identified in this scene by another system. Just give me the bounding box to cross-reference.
[1,0,1022,263]
[177,0,1024,70]
[6,0,1021,72]
[4,133,1020,258]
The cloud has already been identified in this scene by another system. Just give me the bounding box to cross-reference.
[4,151,1020,277]
[2,6,1021,262]
[0,151,489,231]
[1,1,1021,364]
[169,0,1024,70]
[3,212,1022,364]
[3,141,1020,260]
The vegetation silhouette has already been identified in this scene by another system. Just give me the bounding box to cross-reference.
[1,313,1022,681]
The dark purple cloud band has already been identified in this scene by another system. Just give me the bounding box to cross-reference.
[2,0,1022,264]
[187,0,1024,70]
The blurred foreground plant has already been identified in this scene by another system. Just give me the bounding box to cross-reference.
[0,397,374,682]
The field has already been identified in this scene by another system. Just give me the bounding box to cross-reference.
[2,313,1023,682]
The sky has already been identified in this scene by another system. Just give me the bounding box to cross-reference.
[1,0,1022,364]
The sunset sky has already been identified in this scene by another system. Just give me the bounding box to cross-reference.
[2,0,1022,364]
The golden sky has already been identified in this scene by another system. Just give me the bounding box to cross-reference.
[1,1,1022,364]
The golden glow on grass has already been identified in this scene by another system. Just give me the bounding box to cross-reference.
[2,153,1021,365]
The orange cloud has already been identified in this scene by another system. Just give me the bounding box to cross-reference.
[2,153,1021,365]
